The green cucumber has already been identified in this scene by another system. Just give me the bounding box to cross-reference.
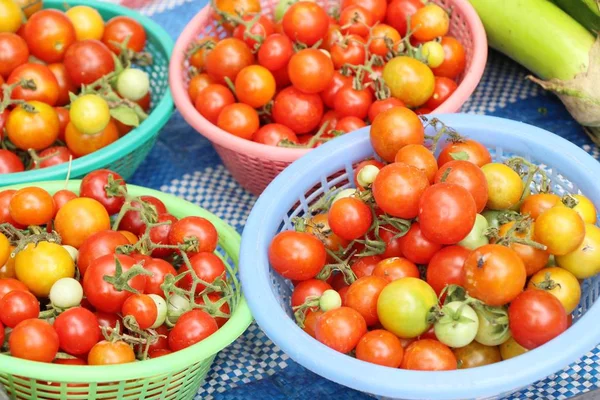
[550,0,600,35]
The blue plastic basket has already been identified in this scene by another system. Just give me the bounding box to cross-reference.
[239,114,600,400]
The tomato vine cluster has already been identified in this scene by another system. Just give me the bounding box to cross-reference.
[269,111,599,370]
[0,0,152,174]
[0,169,235,367]
[187,0,465,147]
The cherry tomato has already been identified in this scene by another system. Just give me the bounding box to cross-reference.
[305,213,349,256]
[425,76,457,110]
[463,244,526,306]
[434,160,489,213]
[368,98,405,123]
[36,146,73,169]
[0,32,28,78]
[9,187,54,226]
[205,38,254,84]
[0,0,23,34]
[431,36,466,79]
[54,307,101,355]
[0,289,39,328]
[168,309,218,351]
[258,33,294,72]
[214,0,261,29]
[342,0,387,22]
[195,84,236,125]
[149,213,178,258]
[520,193,561,221]
[370,107,424,162]
[0,278,28,302]
[303,309,323,338]
[499,336,528,360]
[288,48,334,95]
[9,319,59,362]
[80,169,126,216]
[25,9,76,63]
[395,144,438,183]
[8,63,60,105]
[330,35,366,69]
[63,39,115,86]
[426,246,469,297]
[556,223,600,279]
[328,198,372,241]
[102,16,146,54]
[273,86,324,134]
[88,340,135,365]
[15,241,74,297]
[52,190,77,216]
[188,73,214,103]
[195,292,231,328]
[6,101,59,151]
[339,5,374,37]
[509,289,568,350]
[122,294,158,330]
[385,0,424,36]
[217,103,260,140]
[168,216,218,256]
[373,257,419,282]
[401,222,443,264]
[528,267,581,314]
[95,311,122,334]
[481,163,524,211]
[291,279,333,309]
[321,71,353,109]
[178,252,226,294]
[453,341,502,369]
[65,5,105,41]
[383,57,434,107]
[535,207,585,256]
[55,197,111,248]
[437,139,491,168]
[410,4,449,42]
[378,278,437,338]
[233,14,274,50]
[65,121,119,157]
[78,230,129,277]
[367,24,400,57]
[555,194,597,224]
[0,191,23,227]
[334,85,373,120]
[372,162,429,218]
[253,123,298,146]
[0,150,24,173]
[269,231,326,281]
[55,106,70,141]
[315,306,367,353]
[282,2,329,46]
[356,329,404,367]
[345,276,388,326]
[497,221,549,277]
[401,339,457,370]
[235,65,276,108]
[118,195,167,236]
[141,258,176,297]
[83,254,147,313]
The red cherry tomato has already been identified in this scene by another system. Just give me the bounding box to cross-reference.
[63,39,115,86]
[0,290,39,328]
[54,307,101,355]
[425,77,458,110]
[426,245,470,297]
[315,307,367,353]
[9,319,59,362]
[373,257,419,282]
[434,160,489,213]
[78,230,130,277]
[143,258,177,297]
[80,169,126,215]
[400,222,442,264]
[273,86,324,134]
[118,195,167,236]
[328,198,373,241]
[168,216,218,256]
[269,231,327,281]
[282,2,329,46]
[25,9,76,63]
[122,294,158,330]
[372,162,430,219]
[168,309,218,351]
[345,276,388,326]
[178,252,226,294]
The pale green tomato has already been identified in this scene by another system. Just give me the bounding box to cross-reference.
[49,277,83,309]
[482,210,502,229]
[332,188,357,204]
[319,289,341,312]
[357,165,380,188]
[421,41,444,68]
[149,294,167,328]
[62,245,79,262]
[377,277,438,339]
[434,301,479,348]
[474,307,511,346]
[458,214,489,250]
[116,68,150,101]
[167,294,191,324]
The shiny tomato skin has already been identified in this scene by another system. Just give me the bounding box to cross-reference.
[400,222,442,265]
[373,257,419,282]
[77,230,130,277]
[177,252,226,294]
[437,139,492,168]
[269,231,326,281]
[36,146,73,169]
[368,98,405,123]
[168,216,218,256]
[88,340,135,365]
[25,9,76,63]
[0,290,39,328]
[102,16,146,54]
[205,38,255,84]
[282,2,329,46]
[149,213,178,258]
[0,150,24,173]
[118,195,167,236]
[257,33,294,72]
[394,144,438,183]
[9,319,59,363]
[401,339,457,370]
[291,279,332,308]
[434,160,489,213]
[48,63,78,106]
[53,307,101,355]
[328,198,373,241]
[372,162,430,219]
[425,76,457,110]
[431,36,466,80]
[334,85,373,120]
[370,107,424,162]
[142,258,177,297]
[168,309,218,351]
[345,276,389,326]
[272,86,324,134]
[253,123,298,146]
[426,245,470,296]
[8,63,60,105]
[0,32,29,78]
[509,289,568,350]
[63,39,115,86]
[80,169,126,216]
[315,306,367,353]
[356,329,404,367]
[385,0,424,36]
[288,48,334,94]
[194,84,236,125]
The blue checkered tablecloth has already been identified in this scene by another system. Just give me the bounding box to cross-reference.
[112,1,600,399]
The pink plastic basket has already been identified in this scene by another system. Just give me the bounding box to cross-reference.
[170,0,488,196]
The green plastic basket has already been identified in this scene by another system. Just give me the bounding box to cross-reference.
[0,181,253,400]
[0,0,174,187]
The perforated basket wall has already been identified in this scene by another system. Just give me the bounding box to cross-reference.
[0,182,253,400]
[0,0,174,187]
[240,114,600,400]
[170,0,487,196]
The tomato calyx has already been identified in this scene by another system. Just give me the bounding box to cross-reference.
[489,217,547,251]
[531,271,561,291]
[278,120,332,148]
[0,223,61,255]
[103,256,152,294]
[100,316,163,360]
[315,248,358,284]
[0,80,37,113]
[293,289,341,327]
[561,194,579,209]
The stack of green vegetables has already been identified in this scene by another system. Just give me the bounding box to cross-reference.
[468,0,599,144]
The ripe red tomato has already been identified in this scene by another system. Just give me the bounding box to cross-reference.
[269,231,326,281]
[373,257,419,282]
[273,86,324,134]
[330,35,366,69]
[334,85,373,120]
[370,107,425,162]
[339,6,374,37]
[437,139,492,168]
[205,38,255,84]
[48,63,78,106]
[78,230,130,277]
[0,149,24,173]
[379,225,405,258]
[315,307,367,353]
[426,245,470,296]
[168,216,218,256]
[0,191,23,227]
[35,146,72,169]
[282,2,329,46]
[102,16,146,54]
[342,0,387,23]
[400,222,442,264]
[303,309,324,338]
[195,84,236,125]
[431,36,466,80]
[368,98,405,123]
[233,15,274,50]
[9,186,54,226]
[0,279,28,302]
[334,116,367,135]
[63,39,115,86]
[418,183,477,245]
[291,279,333,308]
[142,258,177,297]
[0,32,29,78]
[509,289,568,350]
[434,160,489,213]
[9,319,59,362]
[83,254,147,313]
[122,294,157,330]
[368,24,401,57]
[0,290,39,328]
[345,276,388,326]
[257,33,294,72]
[52,189,77,216]
[54,307,101,355]
[288,48,334,94]
[188,73,214,103]
[8,63,60,105]
[394,144,438,183]
[55,106,70,141]
[217,103,260,140]
[401,339,457,370]
[385,0,424,36]
[253,123,298,146]
[350,255,382,279]
[356,329,404,367]
[118,195,167,235]
[463,244,527,307]
[372,162,430,218]
[25,9,76,63]
[168,309,218,351]
[425,77,458,110]
[321,72,353,109]
[178,252,226,294]
[328,198,373,241]
[80,169,126,215]
[149,213,178,258]
[410,4,450,42]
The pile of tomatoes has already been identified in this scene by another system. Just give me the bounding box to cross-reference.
[0,169,234,367]
[268,106,600,370]
[0,0,152,174]
[187,0,465,147]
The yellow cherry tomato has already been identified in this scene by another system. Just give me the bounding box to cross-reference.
[55,197,111,248]
[69,94,111,135]
[499,337,528,360]
[0,245,15,279]
[554,194,597,224]
[15,241,75,297]
[66,5,105,41]
[556,224,600,279]
[535,207,585,256]
[481,163,524,210]
[0,0,23,33]
[0,233,10,267]
[528,267,581,314]
[382,56,434,108]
